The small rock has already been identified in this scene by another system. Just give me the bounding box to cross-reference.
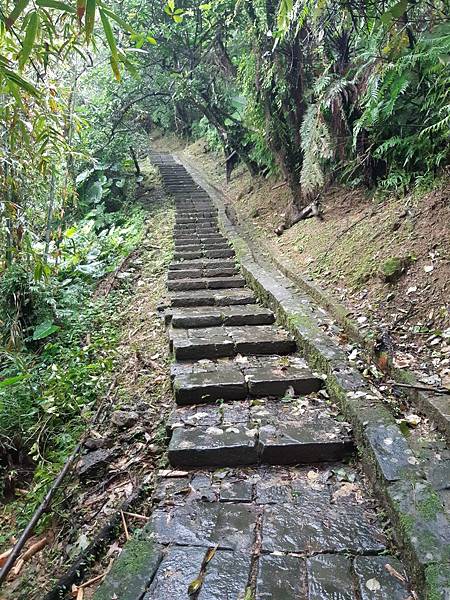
[79,448,113,480]
[111,410,139,428]
[84,436,109,450]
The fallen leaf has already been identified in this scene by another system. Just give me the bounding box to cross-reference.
[404,414,421,427]
[424,265,434,273]
[366,578,381,591]
[307,470,319,481]
[332,482,359,500]
[203,545,217,566]
[385,563,407,583]
[0,549,12,568]
[188,575,204,595]
[158,469,189,477]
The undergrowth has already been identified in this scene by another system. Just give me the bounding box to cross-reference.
[0,198,147,537]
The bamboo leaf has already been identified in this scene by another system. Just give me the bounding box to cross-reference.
[203,545,217,566]
[6,0,30,28]
[77,0,86,22]
[98,4,133,33]
[36,0,76,13]
[85,0,96,41]
[99,8,118,60]
[110,54,121,81]
[19,11,39,70]
[0,375,27,388]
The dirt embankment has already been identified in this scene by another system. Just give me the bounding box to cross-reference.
[150,133,450,393]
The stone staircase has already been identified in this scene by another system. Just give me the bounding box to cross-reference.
[94,153,411,600]
[158,156,355,471]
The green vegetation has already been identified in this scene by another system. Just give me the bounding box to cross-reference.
[0,204,147,533]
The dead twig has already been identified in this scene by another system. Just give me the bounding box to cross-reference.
[120,511,130,541]
[390,381,450,395]
[219,150,237,166]
[123,511,149,522]
[271,180,287,191]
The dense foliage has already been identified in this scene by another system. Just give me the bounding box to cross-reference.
[126,0,449,202]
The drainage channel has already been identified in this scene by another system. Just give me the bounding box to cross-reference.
[94,153,411,600]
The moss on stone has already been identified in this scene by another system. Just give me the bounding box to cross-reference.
[418,489,444,521]
[425,563,450,600]
[379,256,411,282]
[399,512,415,536]
[94,534,161,600]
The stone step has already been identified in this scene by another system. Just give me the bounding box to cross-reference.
[167,276,245,292]
[166,305,275,327]
[167,400,353,467]
[174,249,234,261]
[174,232,223,240]
[170,355,322,404]
[173,228,219,236]
[174,198,212,204]
[175,223,218,231]
[168,189,205,195]
[169,258,236,270]
[168,266,237,279]
[169,325,296,360]
[173,243,230,253]
[173,196,211,201]
[174,236,227,246]
[170,288,256,307]
[176,217,217,224]
[176,210,218,217]
[166,183,201,188]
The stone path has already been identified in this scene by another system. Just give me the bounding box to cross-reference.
[95,154,412,599]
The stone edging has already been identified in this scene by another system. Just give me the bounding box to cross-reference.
[176,154,450,600]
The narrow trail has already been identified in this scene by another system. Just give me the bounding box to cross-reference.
[95,154,412,599]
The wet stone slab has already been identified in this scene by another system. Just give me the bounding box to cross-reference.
[167,305,275,328]
[354,555,410,600]
[147,501,258,551]
[170,288,256,307]
[94,538,163,600]
[365,423,418,482]
[142,547,252,600]
[170,326,235,360]
[168,400,354,467]
[172,360,323,404]
[169,258,236,270]
[168,424,258,467]
[261,503,386,554]
[199,550,252,600]
[256,554,306,599]
[142,546,206,599]
[173,363,247,404]
[167,276,245,292]
[170,325,295,360]
[307,554,354,600]
[166,402,224,433]
[258,418,354,464]
[219,479,254,502]
[245,363,322,396]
